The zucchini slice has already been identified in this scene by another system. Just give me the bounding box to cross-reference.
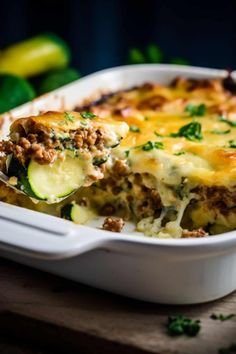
[61,203,94,224]
[0,33,70,78]
[27,156,86,202]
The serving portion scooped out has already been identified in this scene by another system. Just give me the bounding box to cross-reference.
[0,111,128,203]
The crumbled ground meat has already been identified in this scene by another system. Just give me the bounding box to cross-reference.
[194,186,236,215]
[182,228,208,238]
[0,118,106,166]
[102,216,125,232]
[100,203,115,216]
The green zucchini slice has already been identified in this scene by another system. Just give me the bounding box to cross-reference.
[27,156,86,202]
[61,203,94,224]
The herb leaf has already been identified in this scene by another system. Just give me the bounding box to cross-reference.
[218,116,236,127]
[80,112,97,119]
[59,112,75,126]
[174,151,186,156]
[129,125,140,133]
[185,103,206,117]
[124,150,130,158]
[211,129,230,135]
[167,315,201,337]
[228,140,236,148]
[93,156,108,166]
[211,313,235,321]
[141,141,164,151]
[170,121,203,141]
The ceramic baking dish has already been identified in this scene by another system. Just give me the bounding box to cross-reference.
[1,64,236,305]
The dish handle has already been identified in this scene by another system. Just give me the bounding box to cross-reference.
[0,202,109,260]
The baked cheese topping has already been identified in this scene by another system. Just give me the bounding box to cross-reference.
[73,77,236,237]
[1,77,236,238]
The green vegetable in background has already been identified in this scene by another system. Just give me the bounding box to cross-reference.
[146,44,163,63]
[128,43,189,65]
[170,57,189,65]
[0,74,35,114]
[128,48,146,64]
[37,68,80,95]
[0,33,71,78]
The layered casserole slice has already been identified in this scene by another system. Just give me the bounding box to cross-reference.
[73,77,236,237]
[0,111,128,203]
[1,76,236,238]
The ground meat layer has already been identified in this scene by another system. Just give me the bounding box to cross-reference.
[102,216,125,232]
[0,118,105,166]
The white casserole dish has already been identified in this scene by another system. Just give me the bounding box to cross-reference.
[1,64,236,305]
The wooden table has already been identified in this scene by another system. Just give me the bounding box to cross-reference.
[0,257,236,354]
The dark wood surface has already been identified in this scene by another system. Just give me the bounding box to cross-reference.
[0,257,236,354]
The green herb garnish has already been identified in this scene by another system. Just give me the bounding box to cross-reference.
[174,151,186,156]
[211,129,231,135]
[170,121,203,141]
[154,131,164,137]
[167,315,201,337]
[185,103,206,117]
[218,116,236,127]
[124,150,130,158]
[80,121,87,127]
[59,112,75,126]
[211,313,235,321]
[80,112,97,119]
[228,140,236,148]
[141,141,164,151]
[129,125,140,133]
[93,156,108,166]
[218,343,236,354]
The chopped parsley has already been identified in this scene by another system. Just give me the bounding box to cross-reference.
[93,156,108,166]
[129,125,140,133]
[218,116,236,127]
[170,121,203,141]
[154,131,164,137]
[174,151,186,156]
[211,129,231,135]
[124,150,130,158]
[59,112,75,126]
[80,121,88,127]
[167,315,201,337]
[141,141,164,151]
[218,343,236,354]
[211,313,235,321]
[80,111,97,119]
[185,103,206,117]
[228,140,236,148]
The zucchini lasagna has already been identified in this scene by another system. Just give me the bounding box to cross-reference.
[1,76,236,238]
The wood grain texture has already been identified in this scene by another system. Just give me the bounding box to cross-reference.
[0,257,236,354]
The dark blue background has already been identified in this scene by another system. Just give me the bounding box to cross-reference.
[0,0,236,75]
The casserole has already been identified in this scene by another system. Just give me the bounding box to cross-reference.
[1,64,236,304]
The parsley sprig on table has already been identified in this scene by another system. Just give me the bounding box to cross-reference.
[185,103,206,117]
[211,313,235,321]
[167,315,201,336]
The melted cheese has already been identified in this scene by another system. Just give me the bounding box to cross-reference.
[88,79,236,237]
[10,111,129,141]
